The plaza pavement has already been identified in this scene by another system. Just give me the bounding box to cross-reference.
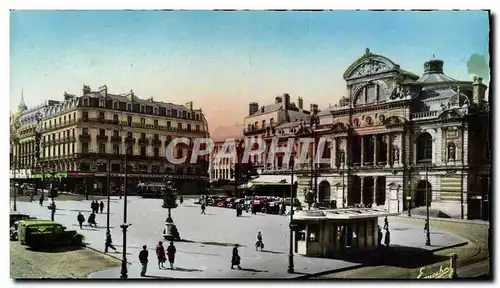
[12,197,465,279]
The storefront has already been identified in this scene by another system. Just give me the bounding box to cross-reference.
[292,208,399,257]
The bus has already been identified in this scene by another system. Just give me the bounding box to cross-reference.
[137,182,166,198]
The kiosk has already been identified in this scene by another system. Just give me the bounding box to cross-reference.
[292,208,399,257]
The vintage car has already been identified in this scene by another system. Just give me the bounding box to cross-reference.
[18,220,85,249]
[162,223,181,241]
[263,201,281,214]
[10,212,34,227]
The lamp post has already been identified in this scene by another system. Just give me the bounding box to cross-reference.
[13,164,17,211]
[407,196,412,217]
[425,165,431,246]
[105,159,111,253]
[309,113,319,207]
[287,154,296,274]
[120,153,130,279]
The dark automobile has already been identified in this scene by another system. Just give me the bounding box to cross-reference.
[263,201,281,214]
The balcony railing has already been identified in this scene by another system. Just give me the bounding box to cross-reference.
[79,134,91,141]
[138,138,149,145]
[110,136,122,143]
[411,111,439,120]
[97,135,109,142]
[78,118,206,134]
[125,137,136,144]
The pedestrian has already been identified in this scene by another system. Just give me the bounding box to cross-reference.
[167,241,176,269]
[201,203,206,214]
[231,244,241,270]
[377,226,383,248]
[156,241,166,269]
[88,212,97,227]
[99,201,105,214]
[105,231,117,252]
[280,201,286,215]
[179,196,184,205]
[255,231,264,251]
[90,201,95,213]
[139,245,149,277]
[77,212,85,229]
[383,216,389,230]
[384,228,391,247]
[39,194,44,207]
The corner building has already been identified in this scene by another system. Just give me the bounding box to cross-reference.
[13,85,210,195]
[255,50,490,220]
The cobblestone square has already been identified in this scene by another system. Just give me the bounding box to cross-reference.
[12,197,465,279]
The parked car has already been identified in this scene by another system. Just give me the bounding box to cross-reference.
[264,201,281,214]
[231,198,245,209]
[18,220,85,249]
[10,212,34,227]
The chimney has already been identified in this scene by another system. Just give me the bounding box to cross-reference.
[249,102,259,116]
[82,85,91,95]
[98,85,108,97]
[64,92,75,101]
[126,90,135,102]
[297,97,303,109]
[185,101,193,110]
[283,93,290,109]
[472,76,487,106]
[310,104,319,114]
[275,96,282,104]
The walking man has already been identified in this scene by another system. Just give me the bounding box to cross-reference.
[255,231,264,251]
[105,231,117,252]
[156,241,166,269]
[139,245,149,277]
[201,203,206,214]
[39,193,44,207]
[383,216,389,230]
[231,244,241,270]
[377,226,383,248]
[167,241,177,269]
[88,212,97,227]
[384,228,391,247]
[77,212,85,229]
[99,201,105,214]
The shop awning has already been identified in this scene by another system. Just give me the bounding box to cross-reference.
[250,175,294,186]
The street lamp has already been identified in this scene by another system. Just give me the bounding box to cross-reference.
[407,196,412,217]
[105,159,111,253]
[34,112,44,201]
[425,165,431,246]
[120,153,130,279]
[309,114,319,207]
[163,180,177,223]
[288,154,296,274]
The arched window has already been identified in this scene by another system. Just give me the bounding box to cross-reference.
[416,132,433,163]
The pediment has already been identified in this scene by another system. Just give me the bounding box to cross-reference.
[343,49,399,80]
[295,126,312,136]
[331,122,349,132]
[387,182,401,190]
[383,116,407,126]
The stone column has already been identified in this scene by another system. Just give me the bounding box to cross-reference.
[342,137,348,169]
[360,136,365,166]
[373,135,378,165]
[398,132,403,167]
[360,177,365,205]
[373,176,378,205]
[386,133,392,168]
[331,137,337,168]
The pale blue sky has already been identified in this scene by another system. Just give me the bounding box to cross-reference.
[10,10,490,127]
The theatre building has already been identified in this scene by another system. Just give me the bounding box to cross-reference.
[250,49,490,220]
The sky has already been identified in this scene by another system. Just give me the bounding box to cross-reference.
[10,10,490,129]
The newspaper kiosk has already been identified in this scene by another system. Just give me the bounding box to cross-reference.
[293,208,399,257]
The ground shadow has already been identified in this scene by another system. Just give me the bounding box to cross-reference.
[26,245,84,253]
[238,267,269,273]
[181,239,245,248]
[71,224,115,230]
[261,250,285,255]
[327,245,450,269]
[178,250,220,256]
[238,216,250,218]
[58,209,93,213]
[143,275,173,279]
[168,267,203,272]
